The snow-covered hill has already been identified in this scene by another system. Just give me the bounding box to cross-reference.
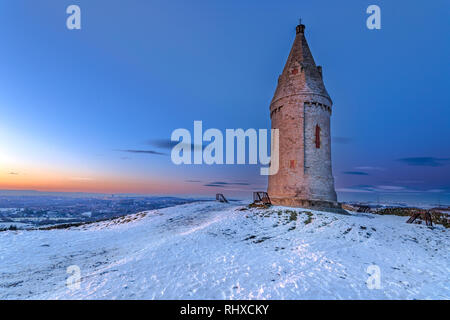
[0,201,448,299]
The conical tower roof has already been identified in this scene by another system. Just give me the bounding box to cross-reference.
[272,24,332,105]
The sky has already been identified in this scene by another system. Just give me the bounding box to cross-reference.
[0,0,449,205]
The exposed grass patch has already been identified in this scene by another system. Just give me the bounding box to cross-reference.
[254,236,272,244]
[244,235,257,241]
[343,227,352,235]
[287,210,298,222]
[303,211,314,225]
[248,203,271,209]
[0,225,18,232]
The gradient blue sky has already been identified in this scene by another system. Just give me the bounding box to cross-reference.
[0,0,449,204]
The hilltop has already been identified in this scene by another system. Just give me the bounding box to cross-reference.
[0,201,448,299]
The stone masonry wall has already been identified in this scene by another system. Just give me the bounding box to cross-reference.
[267,25,338,207]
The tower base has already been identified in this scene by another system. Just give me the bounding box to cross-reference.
[270,197,348,215]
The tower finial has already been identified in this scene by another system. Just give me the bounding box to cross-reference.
[296,20,305,34]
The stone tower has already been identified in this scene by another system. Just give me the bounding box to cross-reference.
[268,24,341,211]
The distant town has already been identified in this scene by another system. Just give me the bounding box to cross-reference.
[0,195,199,230]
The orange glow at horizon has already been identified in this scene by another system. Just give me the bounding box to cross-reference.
[0,170,196,195]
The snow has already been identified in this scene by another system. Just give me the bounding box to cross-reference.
[81,211,92,218]
[0,201,448,300]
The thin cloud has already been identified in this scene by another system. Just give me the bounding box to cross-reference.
[337,184,447,194]
[397,157,450,167]
[394,180,424,184]
[210,181,250,186]
[335,187,373,193]
[8,172,19,175]
[204,181,251,187]
[426,189,446,193]
[337,185,381,193]
[147,139,179,149]
[119,149,166,156]
[204,184,223,187]
[147,139,204,150]
[342,171,369,176]
[355,166,385,171]
[376,185,406,191]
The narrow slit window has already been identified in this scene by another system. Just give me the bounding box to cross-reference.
[315,125,321,148]
[290,160,296,169]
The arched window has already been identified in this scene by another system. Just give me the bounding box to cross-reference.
[315,125,321,148]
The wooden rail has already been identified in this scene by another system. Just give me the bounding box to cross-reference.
[216,193,229,203]
[253,192,271,205]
